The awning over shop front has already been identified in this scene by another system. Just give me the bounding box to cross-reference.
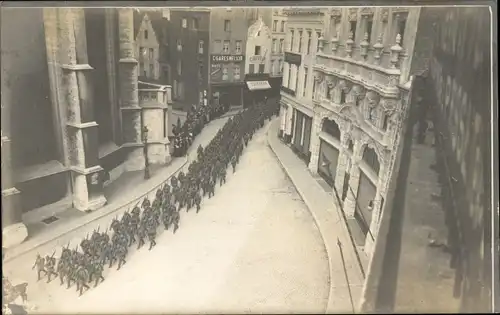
[246,80,272,91]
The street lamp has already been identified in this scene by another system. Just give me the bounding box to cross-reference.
[142,125,150,179]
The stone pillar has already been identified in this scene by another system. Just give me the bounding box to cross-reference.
[1,84,28,248]
[61,9,107,211]
[118,8,143,171]
[308,112,322,174]
[343,142,363,217]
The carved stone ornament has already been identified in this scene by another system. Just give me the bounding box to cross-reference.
[381,99,397,113]
[330,8,342,19]
[338,79,351,92]
[381,8,389,22]
[326,76,337,89]
[348,8,358,21]
[360,7,374,16]
[366,90,380,108]
[352,84,365,97]
[313,72,324,83]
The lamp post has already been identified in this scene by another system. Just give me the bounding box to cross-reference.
[142,125,150,179]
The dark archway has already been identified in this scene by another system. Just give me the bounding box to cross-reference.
[322,118,341,140]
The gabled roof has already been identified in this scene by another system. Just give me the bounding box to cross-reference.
[134,9,167,44]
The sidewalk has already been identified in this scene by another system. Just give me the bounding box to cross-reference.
[266,119,365,313]
[4,114,237,263]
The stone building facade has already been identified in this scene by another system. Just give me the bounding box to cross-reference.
[208,8,262,108]
[1,8,172,247]
[279,7,421,256]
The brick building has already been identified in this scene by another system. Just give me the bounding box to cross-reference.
[1,8,172,247]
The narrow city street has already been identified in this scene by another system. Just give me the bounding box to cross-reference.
[5,122,329,314]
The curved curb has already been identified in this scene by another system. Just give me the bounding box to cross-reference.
[4,116,236,263]
[266,118,363,314]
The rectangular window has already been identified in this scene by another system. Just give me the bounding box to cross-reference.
[198,63,204,81]
[182,18,187,28]
[290,30,294,50]
[272,39,277,53]
[235,40,242,54]
[273,20,277,32]
[149,64,154,78]
[259,64,265,73]
[149,48,154,60]
[224,20,231,32]
[177,39,182,52]
[222,66,229,80]
[307,31,312,54]
[223,40,230,53]
[340,90,346,104]
[316,32,321,52]
[279,39,284,52]
[350,21,357,41]
[140,62,145,75]
[298,30,303,52]
[144,30,148,40]
[281,21,285,32]
[303,70,308,97]
[366,19,373,42]
[249,64,255,74]
[214,40,221,53]
[139,47,145,59]
[177,60,182,76]
[254,45,261,55]
[192,18,199,30]
[396,15,407,43]
[198,40,204,54]
[234,65,240,80]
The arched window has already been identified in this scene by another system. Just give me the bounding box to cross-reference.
[322,119,341,140]
[362,146,380,176]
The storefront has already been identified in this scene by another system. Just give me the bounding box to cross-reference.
[210,82,244,110]
[291,108,312,164]
[317,139,340,186]
[243,73,272,108]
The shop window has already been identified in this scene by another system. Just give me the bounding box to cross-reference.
[362,146,380,175]
[322,119,341,140]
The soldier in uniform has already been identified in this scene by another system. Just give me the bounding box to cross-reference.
[219,165,227,186]
[194,190,202,213]
[44,252,58,283]
[74,265,90,296]
[136,220,147,250]
[89,258,105,288]
[231,155,237,173]
[32,254,46,281]
[147,216,158,251]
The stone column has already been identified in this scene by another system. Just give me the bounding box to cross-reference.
[343,142,363,217]
[308,112,322,174]
[118,8,143,171]
[1,81,28,248]
[105,8,121,144]
[61,8,107,211]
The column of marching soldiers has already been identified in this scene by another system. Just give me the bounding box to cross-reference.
[31,100,279,297]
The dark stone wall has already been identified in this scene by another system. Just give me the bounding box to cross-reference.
[1,8,57,168]
[423,7,493,312]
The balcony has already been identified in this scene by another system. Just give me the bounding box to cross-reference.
[314,52,401,98]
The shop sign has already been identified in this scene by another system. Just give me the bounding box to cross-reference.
[249,55,264,63]
[211,55,244,63]
[284,52,302,66]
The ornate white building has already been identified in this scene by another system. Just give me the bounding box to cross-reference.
[279,7,420,257]
[244,15,272,75]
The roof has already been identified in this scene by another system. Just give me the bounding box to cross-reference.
[134,9,167,44]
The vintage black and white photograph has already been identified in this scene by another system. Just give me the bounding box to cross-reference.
[1,2,498,314]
